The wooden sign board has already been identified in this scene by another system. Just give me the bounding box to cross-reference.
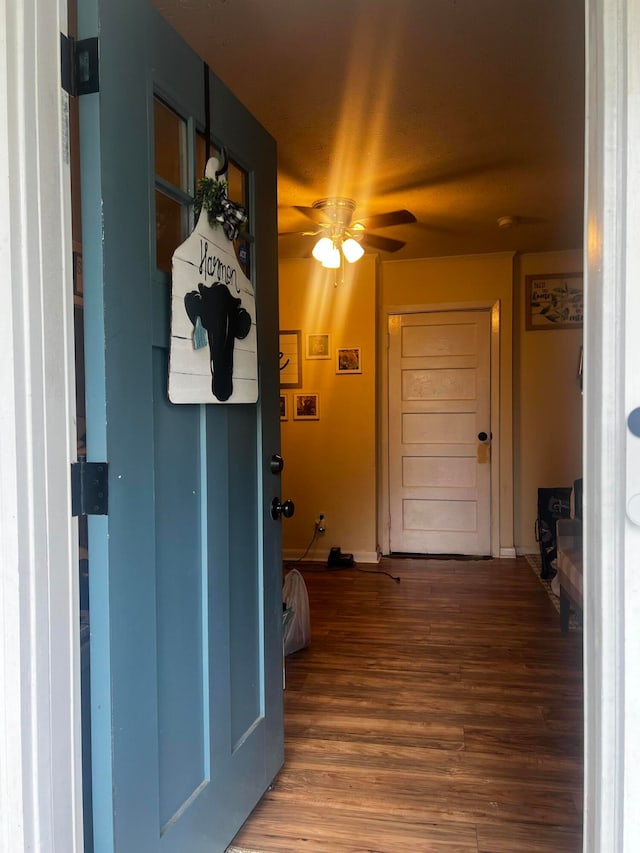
[168,162,258,403]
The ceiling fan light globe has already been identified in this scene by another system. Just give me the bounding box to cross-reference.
[321,245,341,269]
[342,238,365,263]
[312,236,334,263]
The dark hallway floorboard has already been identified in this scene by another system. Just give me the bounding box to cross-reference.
[229,557,583,853]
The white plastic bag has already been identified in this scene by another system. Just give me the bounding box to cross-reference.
[282,569,310,655]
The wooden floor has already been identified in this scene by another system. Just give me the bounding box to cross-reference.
[229,557,583,853]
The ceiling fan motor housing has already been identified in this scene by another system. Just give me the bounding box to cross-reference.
[312,197,357,229]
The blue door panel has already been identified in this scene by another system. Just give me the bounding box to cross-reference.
[79,3,161,848]
[227,409,262,746]
[150,11,205,126]
[153,348,208,828]
[78,1,284,850]
[209,64,284,789]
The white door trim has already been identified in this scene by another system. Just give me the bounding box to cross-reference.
[0,1,83,851]
[583,0,637,849]
[379,301,501,558]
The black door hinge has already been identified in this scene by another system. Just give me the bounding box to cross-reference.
[71,461,108,516]
[61,34,99,97]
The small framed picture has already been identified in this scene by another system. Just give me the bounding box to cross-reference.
[293,392,320,420]
[336,347,362,374]
[279,329,302,388]
[279,394,288,421]
[305,332,331,360]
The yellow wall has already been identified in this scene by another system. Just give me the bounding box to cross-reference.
[380,252,515,553]
[515,250,583,552]
[278,248,582,561]
[279,255,378,562]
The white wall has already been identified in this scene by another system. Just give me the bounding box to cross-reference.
[279,249,584,560]
[514,250,584,552]
[279,256,379,563]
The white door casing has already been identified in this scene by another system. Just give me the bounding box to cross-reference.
[388,309,492,556]
[0,0,83,851]
[583,0,640,850]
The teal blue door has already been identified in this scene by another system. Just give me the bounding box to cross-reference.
[77,2,284,850]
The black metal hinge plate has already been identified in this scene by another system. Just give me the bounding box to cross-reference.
[71,461,108,516]
[61,34,99,97]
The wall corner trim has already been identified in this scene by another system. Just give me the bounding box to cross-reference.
[499,547,518,558]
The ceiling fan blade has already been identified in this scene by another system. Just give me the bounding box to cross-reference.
[293,205,332,225]
[515,215,547,226]
[360,233,406,253]
[278,229,322,237]
[356,209,416,229]
[371,157,517,197]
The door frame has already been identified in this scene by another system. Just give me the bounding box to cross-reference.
[2,1,638,851]
[582,1,639,848]
[0,0,83,850]
[379,301,503,558]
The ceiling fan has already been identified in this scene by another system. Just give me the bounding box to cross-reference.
[281,197,416,267]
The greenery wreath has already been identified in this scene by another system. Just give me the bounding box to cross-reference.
[194,176,230,229]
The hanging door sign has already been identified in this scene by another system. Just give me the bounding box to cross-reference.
[168,157,258,404]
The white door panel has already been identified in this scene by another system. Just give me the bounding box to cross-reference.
[401,320,478,356]
[402,411,477,444]
[402,368,477,401]
[402,456,477,488]
[389,309,491,555]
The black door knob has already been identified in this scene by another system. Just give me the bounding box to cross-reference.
[271,498,295,520]
[270,453,284,474]
[478,431,488,442]
[629,408,640,437]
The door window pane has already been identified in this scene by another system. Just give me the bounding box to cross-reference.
[194,134,251,276]
[156,191,187,273]
[196,134,246,205]
[229,161,250,277]
[154,98,188,191]
[227,159,246,207]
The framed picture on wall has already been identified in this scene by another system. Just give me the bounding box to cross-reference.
[305,332,331,359]
[279,394,288,421]
[293,392,320,420]
[279,329,302,388]
[525,273,583,330]
[336,346,362,374]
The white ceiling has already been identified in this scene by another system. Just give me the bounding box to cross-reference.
[153,0,585,261]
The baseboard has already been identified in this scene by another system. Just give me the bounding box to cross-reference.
[515,546,539,556]
[282,549,380,565]
[353,551,381,564]
[282,549,326,563]
[499,547,517,558]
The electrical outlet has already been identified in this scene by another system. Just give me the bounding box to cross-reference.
[316,513,326,534]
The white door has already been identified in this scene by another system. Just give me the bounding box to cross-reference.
[388,309,491,555]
